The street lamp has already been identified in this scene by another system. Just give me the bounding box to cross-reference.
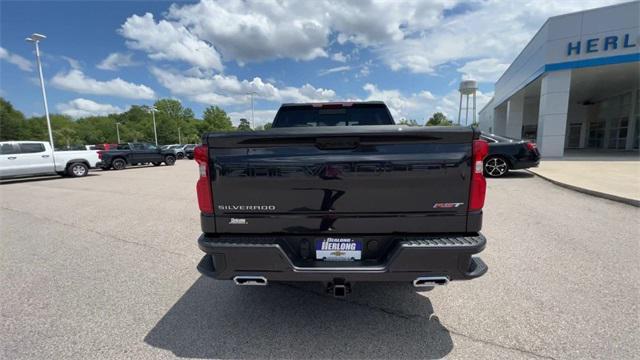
[115,122,121,144]
[26,33,55,162]
[144,105,159,146]
[247,91,257,129]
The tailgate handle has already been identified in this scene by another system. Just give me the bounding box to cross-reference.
[316,137,360,150]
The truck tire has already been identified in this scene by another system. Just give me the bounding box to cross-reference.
[484,156,509,178]
[68,162,89,177]
[112,158,127,170]
[164,155,176,166]
[177,152,184,159]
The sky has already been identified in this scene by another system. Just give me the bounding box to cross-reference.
[0,0,627,127]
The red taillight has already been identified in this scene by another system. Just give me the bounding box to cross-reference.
[469,139,488,211]
[97,151,103,159]
[525,142,536,151]
[194,145,213,214]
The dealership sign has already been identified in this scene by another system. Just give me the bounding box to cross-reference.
[567,33,637,56]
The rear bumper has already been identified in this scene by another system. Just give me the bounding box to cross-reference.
[197,233,488,283]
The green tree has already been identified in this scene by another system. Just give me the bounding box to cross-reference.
[256,122,272,130]
[0,97,27,140]
[237,118,252,131]
[201,106,233,132]
[426,112,452,126]
[54,127,79,149]
[398,118,419,126]
[154,99,195,144]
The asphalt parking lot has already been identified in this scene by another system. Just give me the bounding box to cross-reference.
[1,161,638,359]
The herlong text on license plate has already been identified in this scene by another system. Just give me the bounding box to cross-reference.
[316,238,362,261]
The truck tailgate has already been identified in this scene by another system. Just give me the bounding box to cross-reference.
[206,126,475,234]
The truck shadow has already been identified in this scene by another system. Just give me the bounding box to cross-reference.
[144,277,453,359]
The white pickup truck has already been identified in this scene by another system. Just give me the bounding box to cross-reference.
[0,141,100,179]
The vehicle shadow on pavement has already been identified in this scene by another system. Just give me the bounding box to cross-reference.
[145,277,453,359]
[0,173,100,185]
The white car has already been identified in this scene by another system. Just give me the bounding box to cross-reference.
[0,141,100,179]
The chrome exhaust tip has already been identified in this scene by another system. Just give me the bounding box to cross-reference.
[233,276,268,286]
[413,276,449,287]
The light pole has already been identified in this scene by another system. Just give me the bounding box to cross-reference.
[115,122,121,144]
[178,127,182,144]
[26,33,55,163]
[145,106,159,146]
[247,91,256,129]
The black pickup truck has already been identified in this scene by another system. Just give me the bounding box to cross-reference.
[98,142,176,170]
[195,102,489,296]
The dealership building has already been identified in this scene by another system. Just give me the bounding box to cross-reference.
[478,1,639,157]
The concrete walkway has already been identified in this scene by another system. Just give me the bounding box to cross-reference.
[528,154,640,206]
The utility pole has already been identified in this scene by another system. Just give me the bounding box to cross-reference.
[26,33,55,165]
[144,106,159,146]
[247,91,256,129]
[115,122,121,143]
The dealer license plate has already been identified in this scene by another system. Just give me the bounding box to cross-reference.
[316,238,362,261]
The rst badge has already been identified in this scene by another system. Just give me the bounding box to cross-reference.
[433,202,464,209]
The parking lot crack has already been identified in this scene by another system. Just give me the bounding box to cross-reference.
[281,283,557,359]
[442,325,558,360]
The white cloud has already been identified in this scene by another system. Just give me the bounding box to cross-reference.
[61,56,81,70]
[150,66,335,105]
[51,69,155,100]
[458,58,510,83]
[318,65,351,76]
[97,52,139,71]
[167,0,329,63]
[362,83,492,124]
[228,109,278,127]
[331,52,349,62]
[0,47,33,71]
[56,98,125,118]
[120,13,223,70]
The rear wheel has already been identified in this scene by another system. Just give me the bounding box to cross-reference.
[164,155,176,166]
[68,162,89,177]
[112,158,127,170]
[484,156,509,177]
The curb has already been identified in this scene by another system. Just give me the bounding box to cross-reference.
[527,170,640,207]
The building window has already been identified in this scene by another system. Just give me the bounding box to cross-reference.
[588,121,605,148]
[566,124,582,148]
[607,117,628,149]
